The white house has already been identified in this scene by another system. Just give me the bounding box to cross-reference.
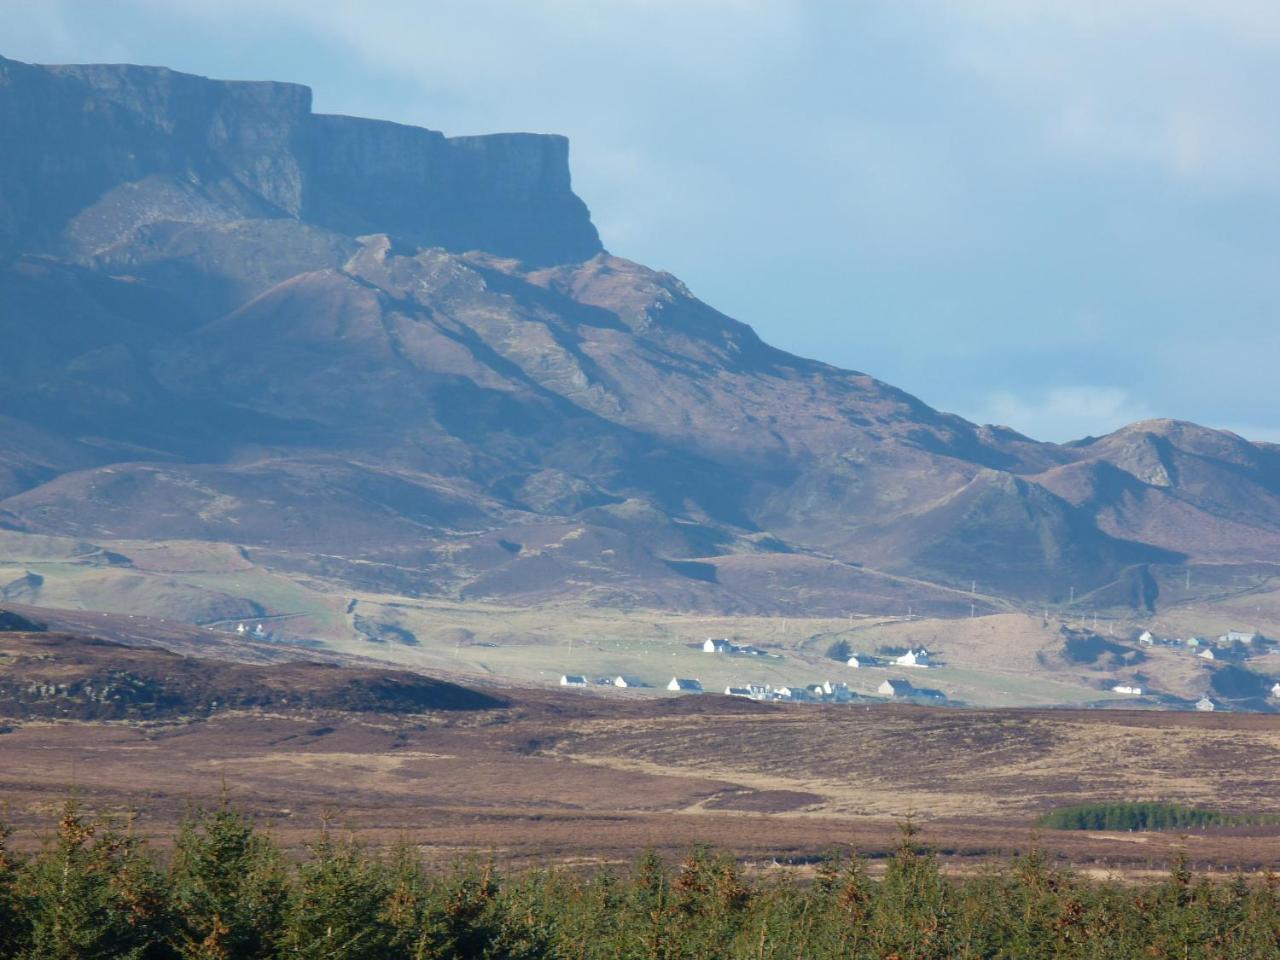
[895,648,929,668]
[1111,684,1143,695]
[1270,682,1280,699]
[725,686,753,698]
[668,677,703,693]
[878,678,914,697]
[703,638,730,653]
[1198,648,1216,661]
[1186,637,1201,647]
[235,622,248,635]
[1138,630,1155,645]
[1195,696,1216,712]
[560,675,588,687]
[613,676,645,688]
[749,683,770,699]
[846,655,861,668]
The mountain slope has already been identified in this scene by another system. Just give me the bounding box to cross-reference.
[0,54,1275,619]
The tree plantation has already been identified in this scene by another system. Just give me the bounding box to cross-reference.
[1,803,1279,959]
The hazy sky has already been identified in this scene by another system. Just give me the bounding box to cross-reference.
[6,1,1279,443]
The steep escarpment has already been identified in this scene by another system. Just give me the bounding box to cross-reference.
[0,54,600,266]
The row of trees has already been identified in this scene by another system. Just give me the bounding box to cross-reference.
[2,803,1279,959]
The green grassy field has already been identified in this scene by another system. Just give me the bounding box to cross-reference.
[3,527,1275,709]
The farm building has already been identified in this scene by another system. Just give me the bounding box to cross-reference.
[724,686,754,697]
[1271,682,1280,699]
[613,676,645,688]
[1195,696,1216,712]
[878,678,914,697]
[846,655,861,668]
[702,638,730,653]
[1198,648,1216,661]
[559,675,588,687]
[1111,684,1143,695]
[1138,630,1155,645]
[667,677,703,693]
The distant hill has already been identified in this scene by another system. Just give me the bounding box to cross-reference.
[2,54,1277,617]
[0,630,504,720]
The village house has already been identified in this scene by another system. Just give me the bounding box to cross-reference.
[748,683,770,699]
[667,677,703,693]
[895,648,929,668]
[1111,683,1143,695]
[1271,681,1280,699]
[559,675,588,687]
[1138,630,1155,645]
[1195,696,1216,712]
[613,676,645,688]
[1222,630,1259,645]
[724,686,754,698]
[1198,648,1216,661]
[878,678,914,697]
[702,637,730,653]
[1186,637,1201,647]
[846,655,861,668]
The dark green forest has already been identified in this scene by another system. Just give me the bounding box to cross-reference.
[1035,802,1278,832]
[2,802,1279,959]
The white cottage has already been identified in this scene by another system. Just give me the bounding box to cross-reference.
[1195,696,1216,712]
[1198,648,1216,661]
[724,686,753,698]
[846,655,861,668]
[1111,684,1143,695]
[668,677,703,693]
[702,638,730,653]
[1223,630,1259,645]
[1138,630,1155,645]
[895,648,929,668]
[1271,682,1280,699]
[560,675,588,687]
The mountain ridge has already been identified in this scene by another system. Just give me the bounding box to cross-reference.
[1,54,1276,620]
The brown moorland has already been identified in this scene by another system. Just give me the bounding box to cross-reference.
[2,631,1279,877]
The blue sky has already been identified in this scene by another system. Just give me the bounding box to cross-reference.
[6,1,1279,443]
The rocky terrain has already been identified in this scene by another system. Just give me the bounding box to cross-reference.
[2,53,1279,627]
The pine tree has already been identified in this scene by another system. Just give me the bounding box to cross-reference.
[166,801,288,960]
[17,801,169,960]
[0,818,27,956]
[280,826,394,960]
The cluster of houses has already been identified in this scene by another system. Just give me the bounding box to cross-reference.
[724,680,853,703]
[1111,683,1144,695]
[559,674,649,689]
[234,622,270,639]
[846,647,930,670]
[1138,629,1262,662]
[702,637,771,657]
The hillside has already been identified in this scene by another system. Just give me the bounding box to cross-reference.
[1,52,1278,636]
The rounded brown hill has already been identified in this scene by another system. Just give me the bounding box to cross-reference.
[0,633,505,721]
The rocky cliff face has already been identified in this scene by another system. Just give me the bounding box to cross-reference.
[0,55,600,265]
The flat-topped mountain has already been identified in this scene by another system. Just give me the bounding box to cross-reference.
[2,54,1277,619]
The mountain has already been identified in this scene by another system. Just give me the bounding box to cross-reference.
[1,54,1276,619]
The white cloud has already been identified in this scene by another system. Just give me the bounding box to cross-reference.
[976,386,1154,443]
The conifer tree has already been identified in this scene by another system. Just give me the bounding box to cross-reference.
[280,827,394,960]
[18,801,169,960]
[0,818,27,957]
[166,801,288,960]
